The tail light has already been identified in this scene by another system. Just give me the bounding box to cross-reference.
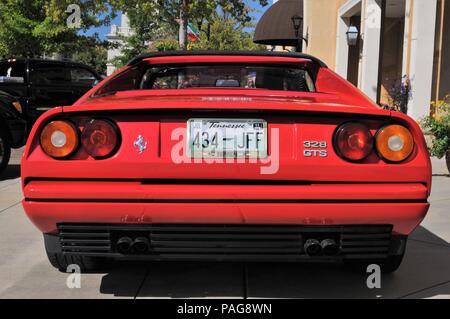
[40,121,79,158]
[81,119,119,159]
[375,124,414,162]
[334,123,373,162]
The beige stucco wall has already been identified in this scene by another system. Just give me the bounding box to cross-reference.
[303,0,446,117]
[303,0,348,69]
[432,0,450,102]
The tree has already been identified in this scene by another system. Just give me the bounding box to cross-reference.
[0,0,112,58]
[111,0,268,50]
[189,15,265,51]
[72,39,109,75]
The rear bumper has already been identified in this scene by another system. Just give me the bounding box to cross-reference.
[23,181,430,235]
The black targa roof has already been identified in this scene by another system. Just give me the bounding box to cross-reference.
[127,51,327,68]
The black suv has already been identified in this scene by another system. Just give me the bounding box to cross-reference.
[0,59,102,174]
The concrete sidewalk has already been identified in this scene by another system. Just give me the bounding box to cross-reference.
[0,149,448,299]
[431,157,449,176]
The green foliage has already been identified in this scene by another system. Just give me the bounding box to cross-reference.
[421,98,450,159]
[188,17,265,51]
[111,0,268,30]
[72,40,108,75]
[110,0,268,62]
[151,38,180,52]
[0,0,111,58]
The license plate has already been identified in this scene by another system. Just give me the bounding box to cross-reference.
[187,119,268,159]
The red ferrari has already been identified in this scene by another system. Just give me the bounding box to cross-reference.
[21,51,431,273]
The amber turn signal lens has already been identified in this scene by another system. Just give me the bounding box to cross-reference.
[376,125,414,162]
[40,121,79,158]
[12,101,22,114]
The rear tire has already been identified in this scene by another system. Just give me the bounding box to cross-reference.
[380,254,405,273]
[345,253,405,274]
[46,252,106,273]
[0,129,11,175]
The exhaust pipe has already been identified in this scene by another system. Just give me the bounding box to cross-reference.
[304,239,322,256]
[321,239,340,256]
[132,237,150,254]
[116,237,133,254]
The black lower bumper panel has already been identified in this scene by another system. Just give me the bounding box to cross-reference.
[44,224,406,262]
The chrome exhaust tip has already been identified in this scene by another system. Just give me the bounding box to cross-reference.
[321,239,340,256]
[304,238,322,256]
[132,237,150,253]
[116,237,133,254]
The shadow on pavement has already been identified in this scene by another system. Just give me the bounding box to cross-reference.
[0,165,20,181]
[98,226,450,299]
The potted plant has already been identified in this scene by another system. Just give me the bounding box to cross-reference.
[421,97,450,174]
[383,76,411,114]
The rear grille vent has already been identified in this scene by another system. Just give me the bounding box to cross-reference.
[59,225,111,254]
[58,224,393,260]
[340,226,392,259]
[149,225,304,257]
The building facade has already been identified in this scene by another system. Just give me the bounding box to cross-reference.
[302,0,449,120]
[106,14,133,76]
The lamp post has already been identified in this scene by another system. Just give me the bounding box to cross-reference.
[291,15,303,52]
[291,15,308,52]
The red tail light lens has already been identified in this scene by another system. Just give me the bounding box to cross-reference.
[81,119,119,159]
[334,123,374,161]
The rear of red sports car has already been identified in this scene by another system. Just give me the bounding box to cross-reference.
[21,52,431,273]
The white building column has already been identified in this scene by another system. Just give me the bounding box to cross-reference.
[335,16,350,77]
[359,0,383,102]
[406,0,438,120]
[335,0,363,78]
[106,14,133,76]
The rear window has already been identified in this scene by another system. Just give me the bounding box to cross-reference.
[0,62,26,83]
[94,64,315,97]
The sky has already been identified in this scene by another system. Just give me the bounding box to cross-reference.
[85,0,272,40]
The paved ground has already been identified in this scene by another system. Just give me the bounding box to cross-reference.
[0,149,449,299]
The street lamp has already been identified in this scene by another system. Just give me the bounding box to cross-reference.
[291,15,307,52]
[291,15,302,38]
[346,25,359,46]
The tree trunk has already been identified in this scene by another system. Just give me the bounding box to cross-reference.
[446,149,450,175]
[207,23,211,41]
[179,0,189,50]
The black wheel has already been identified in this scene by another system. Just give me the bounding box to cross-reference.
[46,251,106,273]
[0,129,11,175]
[345,253,405,274]
[379,254,405,273]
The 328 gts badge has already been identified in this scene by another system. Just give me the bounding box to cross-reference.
[303,141,328,157]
